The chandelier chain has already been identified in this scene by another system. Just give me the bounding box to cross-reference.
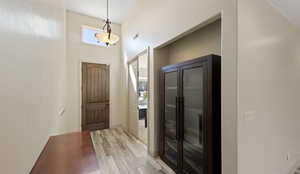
[107,0,109,20]
[95,0,119,46]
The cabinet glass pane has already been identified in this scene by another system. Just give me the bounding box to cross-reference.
[164,71,178,166]
[182,67,204,174]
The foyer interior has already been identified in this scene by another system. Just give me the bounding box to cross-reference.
[1,0,300,174]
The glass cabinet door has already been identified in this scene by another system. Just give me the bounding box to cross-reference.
[163,71,179,167]
[182,66,205,174]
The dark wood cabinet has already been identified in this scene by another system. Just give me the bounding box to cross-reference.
[159,55,221,174]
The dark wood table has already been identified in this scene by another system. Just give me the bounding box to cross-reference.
[30,132,99,174]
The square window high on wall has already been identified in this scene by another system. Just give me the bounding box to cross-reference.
[81,26,106,47]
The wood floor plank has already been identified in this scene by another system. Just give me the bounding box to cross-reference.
[91,127,165,174]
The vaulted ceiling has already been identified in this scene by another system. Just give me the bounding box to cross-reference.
[66,0,300,27]
[269,0,300,28]
[65,0,136,24]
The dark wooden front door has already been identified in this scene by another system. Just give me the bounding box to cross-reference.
[82,63,110,131]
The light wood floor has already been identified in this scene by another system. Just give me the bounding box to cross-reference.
[90,127,165,174]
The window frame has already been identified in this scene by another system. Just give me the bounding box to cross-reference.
[81,25,106,47]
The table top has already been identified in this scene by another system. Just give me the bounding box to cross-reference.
[30,131,99,174]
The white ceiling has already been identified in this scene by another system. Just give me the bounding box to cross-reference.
[269,0,300,28]
[65,0,136,24]
[66,0,300,27]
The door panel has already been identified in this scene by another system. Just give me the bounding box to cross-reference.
[163,71,179,168]
[182,66,206,174]
[82,63,110,131]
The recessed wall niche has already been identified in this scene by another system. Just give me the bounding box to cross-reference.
[155,19,221,67]
[152,18,221,159]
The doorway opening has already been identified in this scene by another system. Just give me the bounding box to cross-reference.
[128,50,149,145]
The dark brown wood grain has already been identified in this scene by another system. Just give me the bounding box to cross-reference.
[30,132,99,174]
[159,54,221,174]
[82,62,110,131]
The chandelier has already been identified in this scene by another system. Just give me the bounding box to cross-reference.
[95,0,120,46]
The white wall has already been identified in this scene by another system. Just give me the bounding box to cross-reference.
[65,11,124,132]
[238,0,300,173]
[121,1,238,174]
[0,0,66,173]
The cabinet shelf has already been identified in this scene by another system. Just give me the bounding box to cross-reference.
[166,86,177,90]
[184,87,202,90]
[165,104,202,115]
[166,104,176,108]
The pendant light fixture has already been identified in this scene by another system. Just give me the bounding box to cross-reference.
[95,0,120,46]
